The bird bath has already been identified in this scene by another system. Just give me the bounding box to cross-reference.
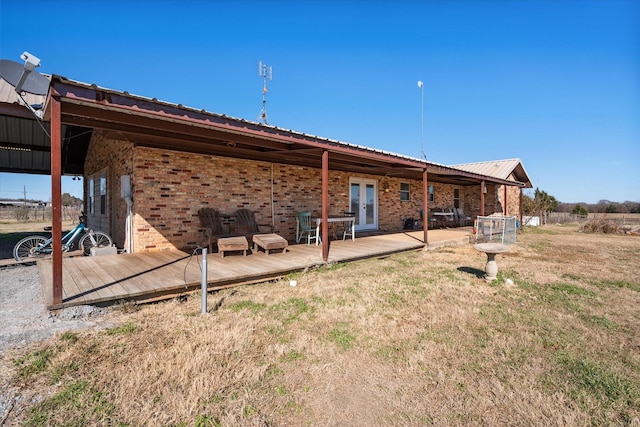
[474,243,510,282]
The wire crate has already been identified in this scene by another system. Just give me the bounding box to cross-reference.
[474,215,517,245]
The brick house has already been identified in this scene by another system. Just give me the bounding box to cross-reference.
[2,75,529,258]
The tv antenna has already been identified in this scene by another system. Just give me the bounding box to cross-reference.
[257,61,272,124]
[417,80,426,160]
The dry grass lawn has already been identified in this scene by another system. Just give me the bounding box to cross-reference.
[2,224,639,426]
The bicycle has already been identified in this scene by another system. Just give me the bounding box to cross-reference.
[13,213,113,262]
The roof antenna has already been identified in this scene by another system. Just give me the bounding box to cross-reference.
[417,80,426,161]
[257,61,272,124]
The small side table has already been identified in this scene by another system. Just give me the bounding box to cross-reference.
[253,233,288,255]
[217,236,249,258]
[474,243,509,282]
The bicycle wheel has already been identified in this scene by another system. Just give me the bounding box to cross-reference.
[13,235,49,262]
[79,231,113,256]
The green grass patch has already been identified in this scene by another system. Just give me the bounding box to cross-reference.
[522,226,559,235]
[550,283,596,297]
[104,322,139,335]
[60,331,79,344]
[579,314,617,330]
[590,278,640,293]
[327,326,356,351]
[556,353,640,410]
[270,297,312,325]
[26,380,116,427]
[195,414,221,427]
[561,273,583,281]
[14,348,55,379]
[49,361,80,384]
[228,300,267,313]
[280,350,305,363]
[374,343,405,363]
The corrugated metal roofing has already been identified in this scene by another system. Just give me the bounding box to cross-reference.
[53,75,449,169]
[1,72,528,187]
[451,159,533,188]
[0,76,69,175]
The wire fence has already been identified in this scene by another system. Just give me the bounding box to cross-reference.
[547,212,640,227]
[0,205,83,223]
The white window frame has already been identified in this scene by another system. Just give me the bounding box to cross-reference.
[87,169,108,217]
[399,182,410,201]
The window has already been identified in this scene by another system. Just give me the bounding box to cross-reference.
[454,188,460,209]
[428,185,434,202]
[87,169,108,216]
[100,175,107,215]
[400,182,410,201]
[88,178,94,215]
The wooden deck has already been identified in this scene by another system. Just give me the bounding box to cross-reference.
[37,228,472,310]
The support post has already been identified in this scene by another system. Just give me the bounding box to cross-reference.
[50,96,63,307]
[519,188,523,229]
[201,248,208,314]
[480,180,485,217]
[422,169,428,244]
[504,185,508,215]
[321,150,329,262]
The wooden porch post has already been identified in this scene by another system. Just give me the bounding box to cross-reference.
[519,188,523,227]
[423,169,428,244]
[321,150,329,262]
[480,180,485,216]
[50,95,63,306]
[503,185,508,215]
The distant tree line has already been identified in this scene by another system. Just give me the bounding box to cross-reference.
[522,189,640,225]
[555,200,640,214]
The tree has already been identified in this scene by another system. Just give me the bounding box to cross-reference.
[522,188,558,225]
[571,204,588,216]
[62,193,82,207]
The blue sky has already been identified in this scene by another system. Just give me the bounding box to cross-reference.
[1,0,638,204]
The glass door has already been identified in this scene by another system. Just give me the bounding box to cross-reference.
[349,178,378,231]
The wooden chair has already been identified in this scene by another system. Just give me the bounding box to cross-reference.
[233,208,273,242]
[455,208,472,226]
[198,207,227,252]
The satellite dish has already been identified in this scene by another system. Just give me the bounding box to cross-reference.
[0,58,49,95]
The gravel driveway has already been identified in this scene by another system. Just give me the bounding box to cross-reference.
[0,264,110,354]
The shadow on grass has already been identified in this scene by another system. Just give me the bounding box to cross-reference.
[457,266,485,279]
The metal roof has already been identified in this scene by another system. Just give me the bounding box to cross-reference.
[1,72,524,188]
[450,158,533,188]
[0,76,90,175]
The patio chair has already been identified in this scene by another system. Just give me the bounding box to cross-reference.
[342,211,356,240]
[233,208,273,242]
[455,208,472,226]
[295,211,320,244]
[198,207,227,252]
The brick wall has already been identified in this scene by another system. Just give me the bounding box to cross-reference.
[84,137,512,253]
[129,148,440,252]
[84,130,134,247]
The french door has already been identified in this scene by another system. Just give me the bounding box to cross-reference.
[349,178,378,231]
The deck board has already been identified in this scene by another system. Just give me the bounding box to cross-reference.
[39,229,471,309]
